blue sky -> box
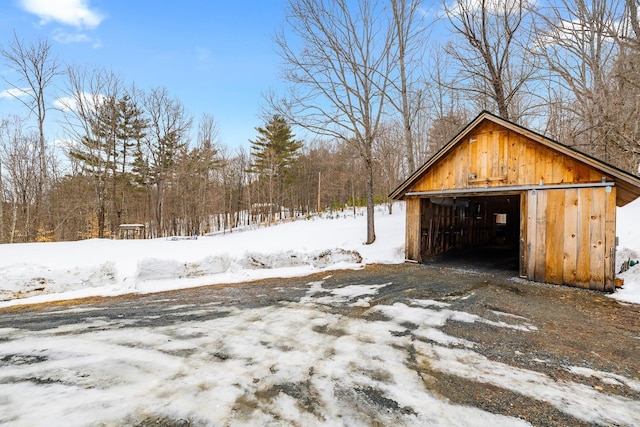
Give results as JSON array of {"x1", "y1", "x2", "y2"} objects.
[{"x1": 0, "y1": 0, "x2": 288, "y2": 148}]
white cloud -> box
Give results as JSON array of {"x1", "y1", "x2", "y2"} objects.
[
  {"x1": 19, "y1": 0, "x2": 104, "y2": 29},
  {"x1": 533, "y1": 18, "x2": 618, "y2": 53},
  {"x1": 51, "y1": 29, "x2": 102, "y2": 48},
  {"x1": 0, "y1": 87, "x2": 32, "y2": 99},
  {"x1": 53, "y1": 138, "x2": 75, "y2": 147},
  {"x1": 53, "y1": 96, "x2": 77, "y2": 112},
  {"x1": 54, "y1": 92, "x2": 106, "y2": 112},
  {"x1": 52, "y1": 29, "x2": 90, "y2": 44}
]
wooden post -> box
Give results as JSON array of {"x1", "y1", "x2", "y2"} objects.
[{"x1": 604, "y1": 186, "x2": 616, "y2": 292}]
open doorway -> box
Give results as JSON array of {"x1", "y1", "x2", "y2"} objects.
[{"x1": 419, "y1": 193, "x2": 521, "y2": 272}]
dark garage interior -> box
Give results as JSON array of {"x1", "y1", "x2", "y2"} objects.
[{"x1": 419, "y1": 193, "x2": 521, "y2": 271}]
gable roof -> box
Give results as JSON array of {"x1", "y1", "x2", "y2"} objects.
[{"x1": 390, "y1": 111, "x2": 640, "y2": 206}]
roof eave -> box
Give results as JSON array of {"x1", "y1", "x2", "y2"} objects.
[
  {"x1": 389, "y1": 111, "x2": 640, "y2": 206},
  {"x1": 389, "y1": 111, "x2": 493, "y2": 200}
]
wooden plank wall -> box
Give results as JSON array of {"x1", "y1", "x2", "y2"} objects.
[
  {"x1": 523, "y1": 187, "x2": 616, "y2": 291},
  {"x1": 402, "y1": 119, "x2": 621, "y2": 291},
  {"x1": 411, "y1": 122, "x2": 609, "y2": 193},
  {"x1": 605, "y1": 186, "x2": 617, "y2": 291},
  {"x1": 405, "y1": 198, "x2": 421, "y2": 261}
]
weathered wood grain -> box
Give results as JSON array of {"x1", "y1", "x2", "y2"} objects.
[
  {"x1": 604, "y1": 186, "x2": 617, "y2": 291},
  {"x1": 562, "y1": 188, "x2": 579, "y2": 286},
  {"x1": 400, "y1": 118, "x2": 626, "y2": 292},
  {"x1": 533, "y1": 190, "x2": 547, "y2": 282},
  {"x1": 589, "y1": 188, "x2": 606, "y2": 290},
  {"x1": 575, "y1": 189, "x2": 592, "y2": 288},
  {"x1": 545, "y1": 190, "x2": 565, "y2": 285}
]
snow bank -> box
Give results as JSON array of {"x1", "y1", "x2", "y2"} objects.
[
  {"x1": 614, "y1": 197, "x2": 640, "y2": 304},
  {"x1": 2, "y1": 196, "x2": 640, "y2": 308},
  {"x1": 0, "y1": 205, "x2": 405, "y2": 306}
]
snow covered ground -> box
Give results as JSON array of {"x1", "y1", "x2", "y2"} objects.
[
  {"x1": 2, "y1": 277, "x2": 639, "y2": 426},
  {"x1": 1, "y1": 199, "x2": 640, "y2": 307},
  {"x1": 1, "y1": 202, "x2": 640, "y2": 425},
  {"x1": 0, "y1": 206, "x2": 404, "y2": 307},
  {"x1": 614, "y1": 198, "x2": 640, "y2": 304}
]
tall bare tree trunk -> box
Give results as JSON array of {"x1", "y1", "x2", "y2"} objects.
[
  {"x1": 272, "y1": 0, "x2": 394, "y2": 244},
  {"x1": 390, "y1": 0, "x2": 425, "y2": 172},
  {"x1": 364, "y1": 147, "x2": 376, "y2": 244},
  {"x1": 0, "y1": 34, "x2": 61, "y2": 238},
  {"x1": 0, "y1": 162, "x2": 3, "y2": 243},
  {"x1": 444, "y1": 0, "x2": 536, "y2": 121}
]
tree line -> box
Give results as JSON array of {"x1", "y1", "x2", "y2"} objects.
[{"x1": 1, "y1": 0, "x2": 639, "y2": 244}]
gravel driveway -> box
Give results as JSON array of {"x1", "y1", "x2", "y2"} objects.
[{"x1": 0, "y1": 262, "x2": 638, "y2": 426}]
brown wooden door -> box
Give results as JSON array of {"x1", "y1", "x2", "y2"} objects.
[{"x1": 523, "y1": 186, "x2": 616, "y2": 291}]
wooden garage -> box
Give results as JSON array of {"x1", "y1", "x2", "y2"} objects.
[{"x1": 390, "y1": 111, "x2": 640, "y2": 292}]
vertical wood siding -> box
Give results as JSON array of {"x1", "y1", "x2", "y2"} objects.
[
  {"x1": 411, "y1": 122, "x2": 609, "y2": 192},
  {"x1": 405, "y1": 198, "x2": 421, "y2": 261},
  {"x1": 403, "y1": 120, "x2": 621, "y2": 291},
  {"x1": 522, "y1": 187, "x2": 616, "y2": 291},
  {"x1": 396, "y1": 118, "x2": 630, "y2": 292}
]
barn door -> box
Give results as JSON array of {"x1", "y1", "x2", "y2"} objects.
[{"x1": 523, "y1": 186, "x2": 616, "y2": 291}]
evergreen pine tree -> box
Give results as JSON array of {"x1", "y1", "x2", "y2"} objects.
[{"x1": 249, "y1": 115, "x2": 302, "y2": 222}]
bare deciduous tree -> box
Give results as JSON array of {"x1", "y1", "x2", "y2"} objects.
[
  {"x1": 0, "y1": 116, "x2": 41, "y2": 242},
  {"x1": 0, "y1": 117, "x2": 5, "y2": 243},
  {"x1": 271, "y1": 0, "x2": 395, "y2": 244},
  {"x1": 374, "y1": 123, "x2": 406, "y2": 213},
  {"x1": 423, "y1": 42, "x2": 470, "y2": 155},
  {"x1": 389, "y1": 0, "x2": 428, "y2": 172},
  {"x1": 533, "y1": 0, "x2": 623, "y2": 163},
  {"x1": 194, "y1": 113, "x2": 220, "y2": 231},
  {"x1": 0, "y1": 33, "x2": 61, "y2": 231},
  {"x1": 604, "y1": 0, "x2": 640, "y2": 170},
  {"x1": 139, "y1": 87, "x2": 192, "y2": 236},
  {"x1": 444, "y1": 0, "x2": 536, "y2": 120}
]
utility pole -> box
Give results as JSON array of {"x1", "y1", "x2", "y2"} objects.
[{"x1": 317, "y1": 171, "x2": 321, "y2": 213}]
